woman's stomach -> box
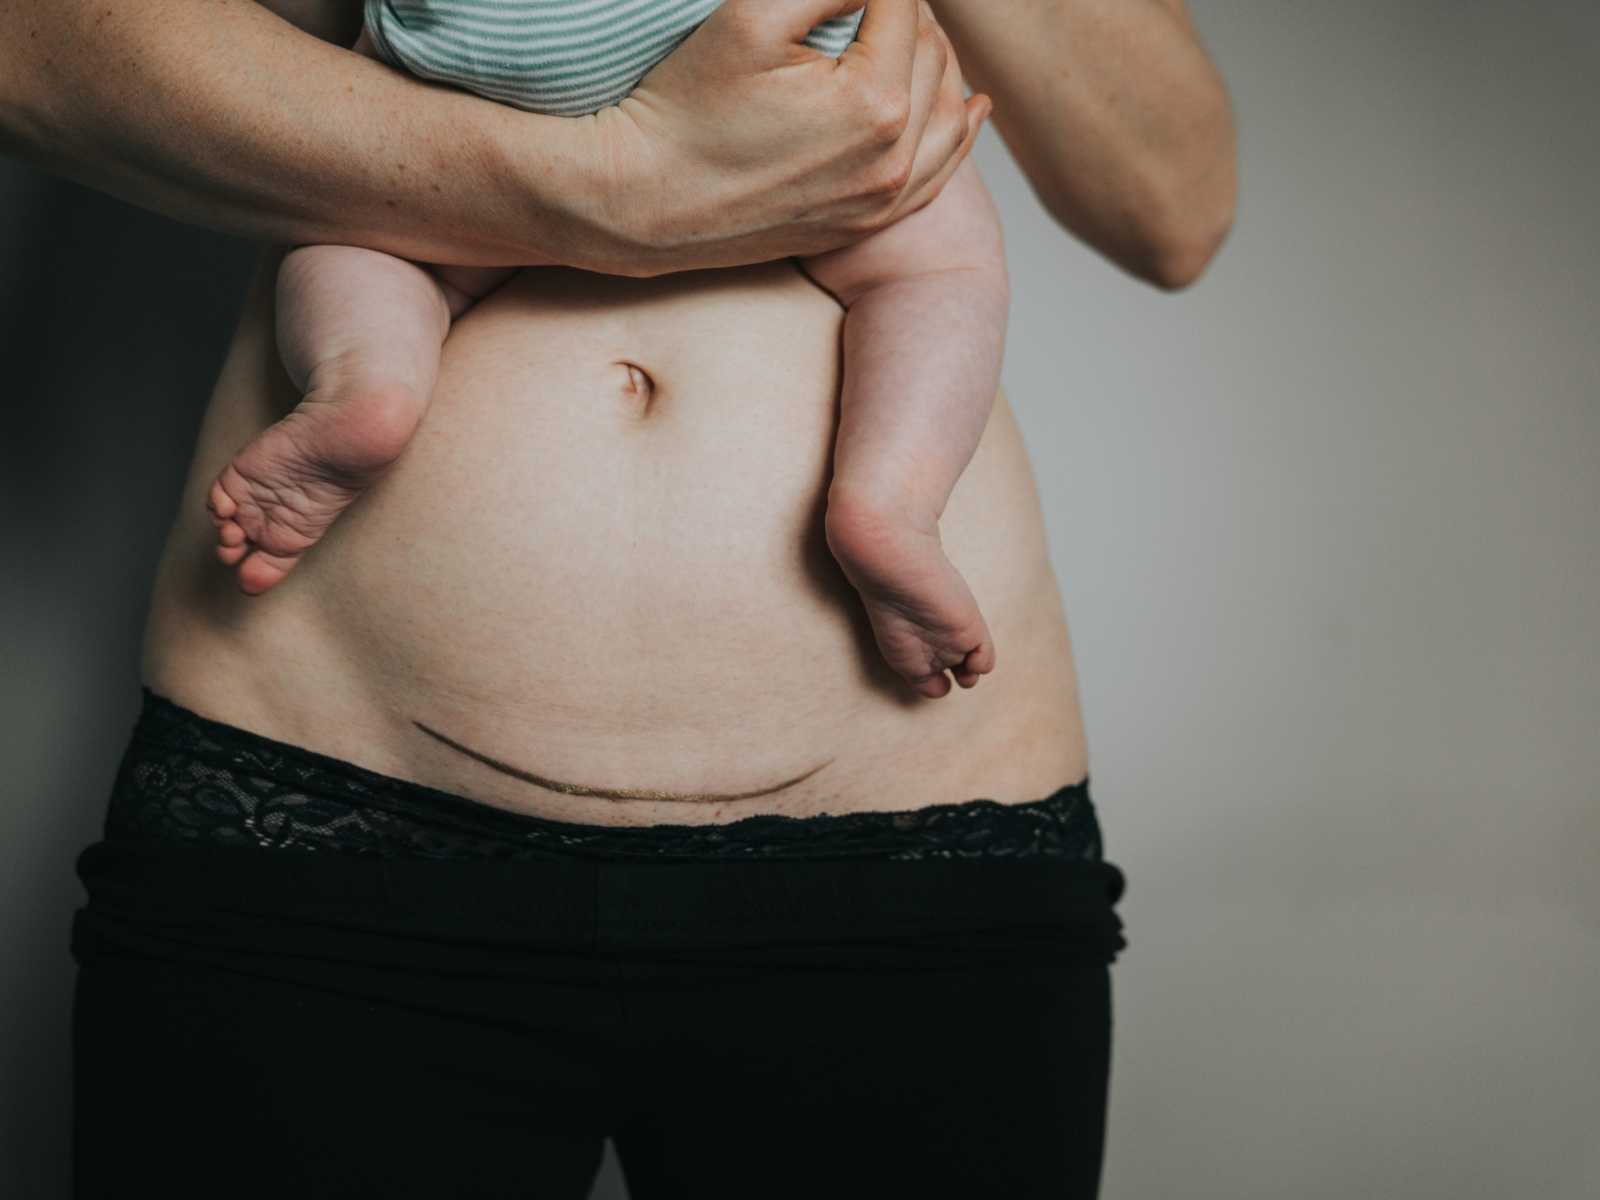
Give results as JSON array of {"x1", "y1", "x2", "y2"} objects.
[{"x1": 143, "y1": 255, "x2": 1089, "y2": 826}]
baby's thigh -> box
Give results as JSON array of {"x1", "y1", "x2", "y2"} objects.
[
  {"x1": 276, "y1": 245, "x2": 451, "y2": 372},
  {"x1": 802, "y1": 157, "x2": 1000, "y2": 296},
  {"x1": 431, "y1": 264, "x2": 520, "y2": 313}
]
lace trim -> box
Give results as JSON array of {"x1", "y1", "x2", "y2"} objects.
[{"x1": 103, "y1": 690, "x2": 1104, "y2": 862}]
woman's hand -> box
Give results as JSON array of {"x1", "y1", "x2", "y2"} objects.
[{"x1": 588, "y1": 0, "x2": 991, "y2": 276}]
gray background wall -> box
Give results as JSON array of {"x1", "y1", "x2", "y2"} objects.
[{"x1": 3, "y1": 3, "x2": 1596, "y2": 1196}]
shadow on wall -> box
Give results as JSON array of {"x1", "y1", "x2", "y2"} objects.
[
  {"x1": 1, "y1": 165, "x2": 246, "y2": 1198},
  {"x1": 0, "y1": 163, "x2": 635, "y2": 1200}
]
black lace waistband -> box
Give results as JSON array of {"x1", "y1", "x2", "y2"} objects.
[{"x1": 103, "y1": 689, "x2": 1106, "y2": 863}]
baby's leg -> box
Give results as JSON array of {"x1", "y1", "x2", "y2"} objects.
[
  {"x1": 799, "y1": 157, "x2": 1010, "y2": 698},
  {"x1": 208, "y1": 246, "x2": 458, "y2": 594},
  {"x1": 207, "y1": 20, "x2": 517, "y2": 594}
]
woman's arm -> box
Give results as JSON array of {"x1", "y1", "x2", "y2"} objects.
[
  {"x1": 0, "y1": 0, "x2": 983, "y2": 276},
  {"x1": 930, "y1": 0, "x2": 1236, "y2": 289}
]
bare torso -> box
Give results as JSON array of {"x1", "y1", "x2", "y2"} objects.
[{"x1": 144, "y1": 254, "x2": 1090, "y2": 826}]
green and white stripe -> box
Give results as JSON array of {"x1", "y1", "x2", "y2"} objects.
[{"x1": 365, "y1": 0, "x2": 865, "y2": 117}]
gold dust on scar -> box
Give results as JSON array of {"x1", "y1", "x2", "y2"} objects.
[{"x1": 412, "y1": 720, "x2": 832, "y2": 803}]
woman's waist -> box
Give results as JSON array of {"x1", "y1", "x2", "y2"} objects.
[
  {"x1": 142, "y1": 257, "x2": 1088, "y2": 824},
  {"x1": 144, "y1": 421, "x2": 1089, "y2": 822},
  {"x1": 142, "y1": 552, "x2": 1087, "y2": 826},
  {"x1": 80, "y1": 694, "x2": 1125, "y2": 968}
]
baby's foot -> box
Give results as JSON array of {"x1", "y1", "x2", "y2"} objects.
[
  {"x1": 824, "y1": 490, "x2": 997, "y2": 699},
  {"x1": 207, "y1": 381, "x2": 423, "y2": 594}
]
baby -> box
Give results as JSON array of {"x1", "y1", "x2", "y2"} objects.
[{"x1": 208, "y1": 0, "x2": 1010, "y2": 699}]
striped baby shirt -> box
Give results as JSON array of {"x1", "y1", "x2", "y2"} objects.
[{"x1": 364, "y1": 0, "x2": 866, "y2": 117}]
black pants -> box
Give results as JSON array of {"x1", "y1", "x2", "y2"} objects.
[{"x1": 71, "y1": 692, "x2": 1128, "y2": 1198}]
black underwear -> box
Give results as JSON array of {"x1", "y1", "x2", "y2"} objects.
[
  {"x1": 74, "y1": 690, "x2": 1129, "y2": 1197},
  {"x1": 105, "y1": 688, "x2": 1112, "y2": 865}
]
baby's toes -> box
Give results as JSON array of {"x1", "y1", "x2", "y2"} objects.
[
  {"x1": 953, "y1": 639, "x2": 997, "y2": 688},
  {"x1": 207, "y1": 477, "x2": 239, "y2": 522},
  {"x1": 215, "y1": 539, "x2": 249, "y2": 567},
  {"x1": 216, "y1": 516, "x2": 247, "y2": 546},
  {"x1": 236, "y1": 547, "x2": 301, "y2": 596},
  {"x1": 210, "y1": 501, "x2": 250, "y2": 564},
  {"x1": 910, "y1": 670, "x2": 955, "y2": 700}
]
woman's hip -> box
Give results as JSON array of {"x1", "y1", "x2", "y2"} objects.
[
  {"x1": 71, "y1": 690, "x2": 1127, "y2": 1195},
  {"x1": 75, "y1": 686, "x2": 1127, "y2": 981}
]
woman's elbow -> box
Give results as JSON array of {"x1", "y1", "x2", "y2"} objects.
[
  {"x1": 1036, "y1": 162, "x2": 1235, "y2": 292},
  {"x1": 1140, "y1": 66, "x2": 1240, "y2": 290},
  {"x1": 1041, "y1": 112, "x2": 1238, "y2": 291},
  {"x1": 1125, "y1": 136, "x2": 1238, "y2": 289},
  {"x1": 1145, "y1": 197, "x2": 1235, "y2": 291}
]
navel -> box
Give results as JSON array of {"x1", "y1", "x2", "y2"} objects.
[{"x1": 616, "y1": 360, "x2": 657, "y2": 415}]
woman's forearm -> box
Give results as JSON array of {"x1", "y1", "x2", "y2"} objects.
[
  {"x1": 0, "y1": 0, "x2": 986, "y2": 276},
  {"x1": 931, "y1": 0, "x2": 1237, "y2": 289},
  {"x1": 0, "y1": 0, "x2": 609, "y2": 267}
]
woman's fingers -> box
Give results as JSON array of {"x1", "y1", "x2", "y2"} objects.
[
  {"x1": 723, "y1": 0, "x2": 876, "y2": 60},
  {"x1": 892, "y1": 2, "x2": 950, "y2": 174},
  {"x1": 878, "y1": 9, "x2": 984, "y2": 227},
  {"x1": 892, "y1": 93, "x2": 990, "y2": 224},
  {"x1": 843, "y1": 0, "x2": 919, "y2": 98},
  {"x1": 608, "y1": 0, "x2": 979, "y2": 269}
]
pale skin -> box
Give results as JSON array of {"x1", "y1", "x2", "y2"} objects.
[{"x1": 207, "y1": 4, "x2": 1012, "y2": 700}]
